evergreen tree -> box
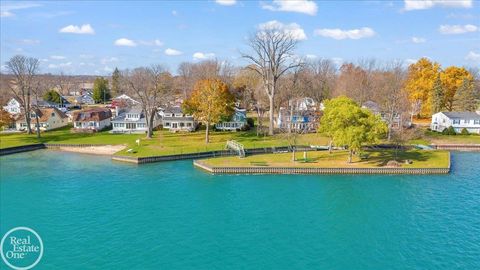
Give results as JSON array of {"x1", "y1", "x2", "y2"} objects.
[
  {"x1": 453, "y1": 78, "x2": 476, "y2": 111},
  {"x1": 432, "y1": 75, "x2": 444, "y2": 114},
  {"x1": 111, "y1": 67, "x2": 121, "y2": 96},
  {"x1": 43, "y1": 89, "x2": 62, "y2": 104},
  {"x1": 92, "y1": 77, "x2": 111, "y2": 103}
]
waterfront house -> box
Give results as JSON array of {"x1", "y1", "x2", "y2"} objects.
[
  {"x1": 73, "y1": 93, "x2": 95, "y2": 105},
  {"x1": 111, "y1": 106, "x2": 159, "y2": 133},
  {"x1": 15, "y1": 107, "x2": 68, "y2": 131},
  {"x1": 3, "y1": 98, "x2": 21, "y2": 115},
  {"x1": 362, "y1": 100, "x2": 406, "y2": 129},
  {"x1": 431, "y1": 112, "x2": 480, "y2": 134},
  {"x1": 159, "y1": 106, "x2": 197, "y2": 132},
  {"x1": 215, "y1": 108, "x2": 248, "y2": 131},
  {"x1": 72, "y1": 108, "x2": 112, "y2": 132},
  {"x1": 276, "y1": 97, "x2": 320, "y2": 132}
]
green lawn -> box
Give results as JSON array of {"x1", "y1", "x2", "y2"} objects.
[
  {"x1": 0, "y1": 125, "x2": 330, "y2": 157},
  {"x1": 0, "y1": 125, "x2": 143, "y2": 148},
  {"x1": 115, "y1": 129, "x2": 329, "y2": 157},
  {"x1": 200, "y1": 149, "x2": 450, "y2": 169},
  {"x1": 423, "y1": 131, "x2": 480, "y2": 144}
]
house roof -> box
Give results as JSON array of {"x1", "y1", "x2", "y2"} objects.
[
  {"x1": 164, "y1": 106, "x2": 183, "y2": 114},
  {"x1": 441, "y1": 112, "x2": 480, "y2": 120},
  {"x1": 163, "y1": 116, "x2": 195, "y2": 121},
  {"x1": 72, "y1": 108, "x2": 112, "y2": 122},
  {"x1": 16, "y1": 107, "x2": 67, "y2": 122}
]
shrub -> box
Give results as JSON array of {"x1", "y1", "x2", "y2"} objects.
[
  {"x1": 246, "y1": 117, "x2": 255, "y2": 128},
  {"x1": 460, "y1": 128, "x2": 469, "y2": 135},
  {"x1": 442, "y1": 126, "x2": 456, "y2": 135}
]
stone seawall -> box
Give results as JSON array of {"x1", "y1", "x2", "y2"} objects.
[
  {"x1": 432, "y1": 144, "x2": 480, "y2": 151},
  {"x1": 0, "y1": 144, "x2": 45, "y2": 156},
  {"x1": 193, "y1": 158, "x2": 451, "y2": 175}
]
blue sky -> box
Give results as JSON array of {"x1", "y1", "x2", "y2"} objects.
[{"x1": 1, "y1": 0, "x2": 479, "y2": 75}]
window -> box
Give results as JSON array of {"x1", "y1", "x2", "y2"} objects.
[
  {"x1": 180, "y1": 122, "x2": 185, "y2": 127},
  {"x1": 51, "y1": 112, "x2": 55, "y2": 117},
  {"x1": 164, "y1": 122, "x2": 170, "y2": 126},
  {"x1": 453, "y1": 119, "x2": 460, "y2": 125},
  {"x1": 187, "y1": 123, "x2": 191, "y2": 127},
  {"x1": 475, "y1": 120, "x2": 480, "y2": 125},
  {"x1": 463, "y1": 119, "x2": 469, "y2": 124}
]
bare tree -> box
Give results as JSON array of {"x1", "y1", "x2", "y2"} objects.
[
  {"x1": 242, "y1": 27, "x2": 302, "y2": 135},
  {"x1": 5, "y1": 55, "x2": 40, "y2": 134},
  {"x1": 122, "y1": 65, "x2": 174, "y2": 138},
  {"x1": 373, "y1": 63, "x2": 409, "y2": 141},
  {"x1": 178, "y1": 62, "x2": 193, "y2": 100},
  {"x1": 305, "y1": 59, "x2": 337, "y2": 105}
]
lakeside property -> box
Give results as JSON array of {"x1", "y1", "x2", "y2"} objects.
[{"x1": 197, "y1": 150, "x2": 450, "y2": 169}]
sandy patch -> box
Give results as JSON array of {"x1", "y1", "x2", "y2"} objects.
[{"x1": 56, "y1": 145, "x2": 126, "y2": 156}]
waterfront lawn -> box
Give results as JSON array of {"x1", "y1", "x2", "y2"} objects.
[
  {"x1": 115, "y1": 129, "x2": 330, "y2": 157},
  {"x1": 0, "y1": 126, "x2": 330, "y2": 157},
  {"x1": 200, "y1": 150, "x2": 450, "y2": 169},
  {"x1": 423, "y1": 131, "x2": 480, "y2": 144},
  {"x1": 0, "y1": 125, "x2": 143, "y2": 148}
]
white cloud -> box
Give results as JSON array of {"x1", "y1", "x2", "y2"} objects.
[
  {"x1": 101, "y1": 57, "x2": 119, "y2": 64},
  {"x1": 79, "y1": 54, "x2": 94, "y2": 59},
  {"x1": 104, "y1": 66, "x2": 113, "y2": 72},
  {"x1": 215, "y1": 0, "x2": 237, "y2": 6},
  {"x1": 1, "y1": 11, "x2": 14, "y2": 17},
  {"x1": 411, "y1": 36, "x2": 426, "y2": 43},
  {"x1": 138, "y1": 39, "x2": 164, "y2": 46},
  {"x1": 465, "y1": 51, "x2": 480, "y2": 62},
  {"x1": 172, "y1": 10, "x2": 178, "y2": 16},
  {"x1": 193, "y1": 52, "x2": 215, "y2": 60},
  {"x1": 0, "y1": 2, "x2": 41, "y2": 17},
  {"x1": 258, "y1": 20, "x2": 307, "y2": 40},
  {"x1": 50, "y1": 55, "x2": 66, "y2": 60},
  {"x1": 331, "y1": 57, "x2": 344, "y2": 66},
  {"x1": 314, "y1": 27, "x2": 375, "y2": 40},
  {"x1": 405, "y1": 58, "x2": 418, "y2": 65},
  {"x1": 261, "y1": 0, "x2": 317, "y2": 16},
  {"x1": 439, "y1": 24, "x2": 478, "y2": 34},
  {"x1": 165, "y1": 48, "x2": 183, "y2": 56},
  {"x1": 306, "y1": 54, "x2": 317, "y2": 59},
  {"x1": 404, "y1": 0, "x2": 473, "y2": 11},
  {"x1": 59, "y1": 24, "x2": 95, "y2": 34},
  {"x1": 48, "y1": 62, "x2": 72, "y2": 69},
  {"x1": 114, "y1": 38, "x2": 137, "y2": 47}
]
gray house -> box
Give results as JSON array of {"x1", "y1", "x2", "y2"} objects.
[
  {"x1": 111, "y1": 107, "x2": 160, "y2": 133},
  {"x1": 159, "y1": 106, "x2": 197, "y2": 132}
]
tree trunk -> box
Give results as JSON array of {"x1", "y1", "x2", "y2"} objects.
[
  {"x1": 288, "y1": 100, "x2": 293, "y2": 134},
  {"x1": 35, "y1": 114, "x2": 41, "y2": 139},
  {"x1": 256, "y1": 107, "x2": 261, "y2": 137},
  {"x1": 146, "y1": 110, "x2": 155, "y2": 139},
  {"x1": 268, "y1": 95, "x2": 274, "y2": 136},
  {"x1": 24, "y1": 113, "x2": 32, "y2": 134},
  {"x1": 328, "y1": 139, "x2": 333, "y2": 154},
  {"x1": 348, "y1": 149, "x2": 353, "y2": 163},
  {"x1": 292, "y1": 147, "x2": 296, "y2": 162},
  {"x1": 205, "y1": 121, "x2": 210, "y2": 143}
]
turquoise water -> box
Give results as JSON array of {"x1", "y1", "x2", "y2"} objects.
[{"x1": 1, "y1": 151, "x2": 479, "y2": 269}]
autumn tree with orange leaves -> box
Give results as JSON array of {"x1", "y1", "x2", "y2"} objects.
[{"x1": 183, "y1": 79, "x2": 235, "y2": 143}]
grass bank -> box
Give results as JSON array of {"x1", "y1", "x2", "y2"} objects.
[
  {"x1": 200, "y1": 150, "x2": 450, "y2": 169},
  {"x1": 0, "y1": 126, "x2": 330, "y2": 157}
]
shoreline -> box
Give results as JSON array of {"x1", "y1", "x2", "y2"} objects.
[{"x1": 51, "y1": 145, "x2": 126, "y2": 156}]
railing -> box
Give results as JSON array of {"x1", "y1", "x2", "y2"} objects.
[{"x1": 226, "y1": 140, "x2": 245, "y2": 157}]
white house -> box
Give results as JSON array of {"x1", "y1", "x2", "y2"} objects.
[
  {"x1": 15, "y1": 108, "x2": 68, "y2": 131},
  {"x1": 276, "y1": 97, "x2": 320, "y2": 132},
  {"x1": 431, "y1": 112, "x2": 480, "y2": 134},
  {"x1": 111, "y1": 107, "x2": 159, "y2": 133},
  {"x1": 73, "y1": 108, "x2": 112, "y2": 132},
  {"x1": 160, "y1": 106, "x2": 197, "y2": 132},
  {"x1": 3, "y1": 98, "x2": 21, "y2": 115},
  {"x1": 216, "y1": 108, "x2": 248, "y2": 131}
]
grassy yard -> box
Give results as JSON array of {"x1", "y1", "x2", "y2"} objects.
[
  {"x1": 200, "y1": 149, "x2": 450, "y2": 169},
  {"x1": 0, "y1": 125, "x2": 143, "y2": 148},
  {"x1": 423, "y1": 131, "x2": 480, "y2": 144},
  {"x1": 115, "y1": 129, "x2": 329, "y2": 157},
  {"x1": 0, "y1": 126, "x2": 330, "y2": 157}
]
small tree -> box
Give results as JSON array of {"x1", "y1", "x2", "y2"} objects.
[
  {"x1": 92, "y1": 77, "x2": 110, "y2": 103},
  {"x1": 442, "y1": 126, "x2": 456, "y2": 135},
  {"x1": 319, "y1": 96, "x2": 387, "y2": 163},
  {"x1": 111, "y1": 68, "x2": 121, "y2": 96},
  {"x1": 460, "y1": 128, "x2": 469, "y2": 135},
  {"x1": 183, "y1": 79, "x2": 235, "y2": 143},
  {"x1": 0, "y1": 109, "x2": 14, "y2": 130},
  {"x1": 43, "y1": 89, "x2": 62, "y2": 104}
]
